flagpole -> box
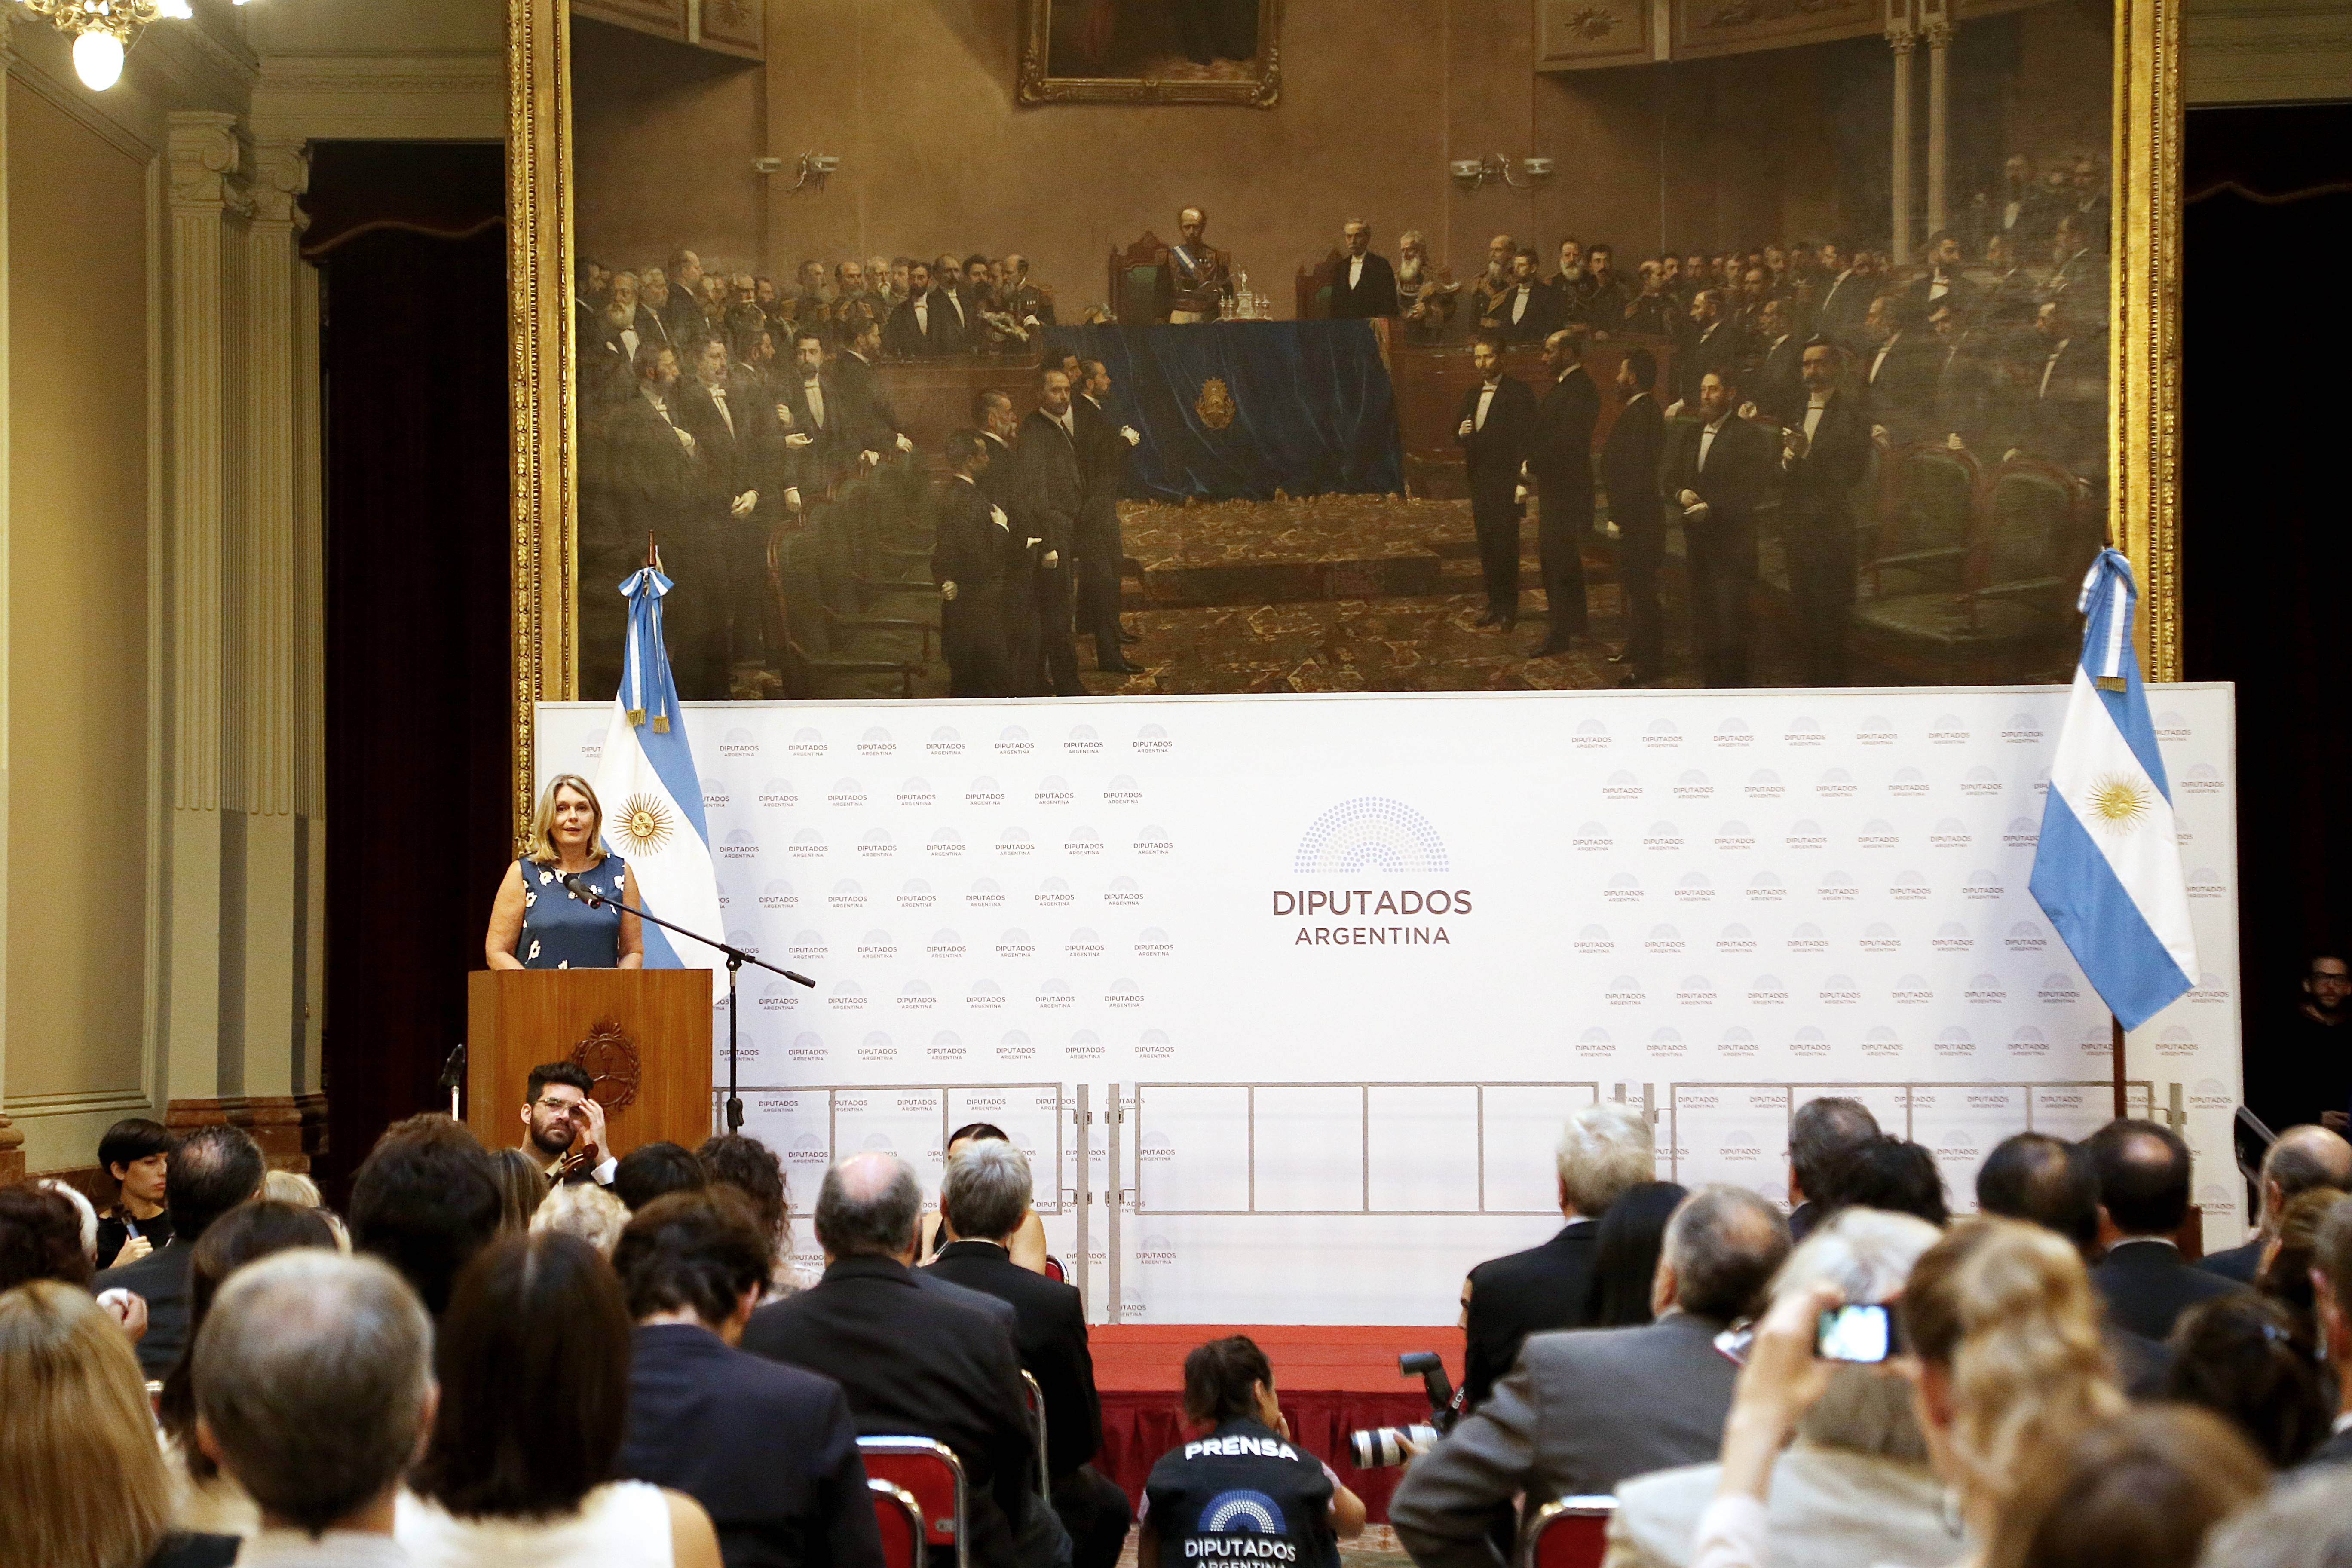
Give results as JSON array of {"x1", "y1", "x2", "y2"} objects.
[{"x1": 2111, "y1": 1015, "x2": 2128, "y2": 1121}]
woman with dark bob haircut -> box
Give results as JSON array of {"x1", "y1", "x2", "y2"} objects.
[
  {"x1": 395, "y1": 1231, "x2": 721, "y2": 1568},
  {"x1": 1138, "y1": 1335, "x2": 1364, "y2": 1568}
]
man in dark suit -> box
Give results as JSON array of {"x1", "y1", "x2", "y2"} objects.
[
  {"x1": 92, "y1": 1123, "x2": 264, "y2": 1377},
  {"x1": 1460, "y1": 1100, "x2": 1656, "y2": 1408},
  {"x1": 1749, "y1": 300, "x2": 1807, "y2": 427},
  {"x1": 2086, "y1": 1118, "x2": 2246, "y2": 1341},
  {"x1": 664, "y1": 249, "x2": 710, "y2": 347},
  {"x1": 1018, "y1": 369, "x2": 1088, "y2": 696},
  {"x1": 1786, "y1": 1096, "x2": 1881, "y2": 1241},
  {"x1": 974, "y1": 391, "x2": 1044, "y2": 695},
  {"x1": 1811, "y1": 242, "x2": 1878, "y2": 351},
  {"x1": 1397, "y1": 1188, "x2": 1792, "y2": 1568},
  {"x1": 775, "y1": 329, "x2": 847, "y2": 498},
  {"x1": 1073, "y1": 361, "x2": 1142, "y2": 673},
  {"x1": 1658, "y1": 368, "x2": 1774, "y2": 687},
  {"x1": 2202, "y1": 1125, "x2": 2352, "y2": 1284},
  {"x1": 834, "y1": 318, "x2": 914, "y2": 466},
  {"x1": 930, "y1": 1139, "x2": 1129, "y2": 1568},
  {"x1": 2301, "y1": 1197, "x2": 2352, "y2": 1468},
  {"x1": 2024, "y1": 300, "x2": 2105, "y2": 477},
  {"x1": 1454, "y1": 337, "x2": 1536, "y2": 630},
  {"x1": 1002, "y1": 254, "x2": 1057, "y2": 330},
  {"x1": 1858, "y1": 294, "x2": 1936, "y2": 442},
  {"x1": 883, "y1": 262, "x2": 966, "y2": 358},
  {"x1": 1601, "y1": 349, "x2": 1667, "y2": 686},
  {"x1": 1329, "y1": 220, "x2": 1400, "y2": 318},
  {"x1": 933, "y1": 429, "x2": 1015, "y2": 698},
  {"x1": 743, "y1": 1152, "x2": 1061, "y2": 1568},
  {"x1": 676, "y1": 336, "x2": 772, "y2": 673},
  {"x1": 1524, "y1": 326, "x2": 1600, "y2": 656},
  {"x1": 616, "y1": 1190, "x2": 882, "y2": 1568},
  {"x1": 1486, "y1": 250, "x2": 1562, "y2": 347},
  {"x1": 1778, "y1": 339, "x2": 1872, "y2": 686},
  {"x1": 1904, "y1": 230, "x2": 1981, "y2": 322},
  {"x1": 1675, "y1": 290, "x2": 1744, "y2": 407}
]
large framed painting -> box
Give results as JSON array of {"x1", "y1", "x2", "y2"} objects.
[{"x1": 505, "y1": 0, "x2": 2179, "y2": 833}]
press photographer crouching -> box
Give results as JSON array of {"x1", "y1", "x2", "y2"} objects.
[{"x1": 1141, "y1": 1336, "x2": 1366, "y2": 1568}]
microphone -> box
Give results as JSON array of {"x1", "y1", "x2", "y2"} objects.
[{"x1": 563, "y1": 873, "x2": 816, "y2": 987}]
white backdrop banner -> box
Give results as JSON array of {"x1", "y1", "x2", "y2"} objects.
[{"x1": 536, "y1": 683, "x2": 2242, "y2": 1325}]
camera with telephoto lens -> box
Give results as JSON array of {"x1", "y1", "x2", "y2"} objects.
[{"x1": 1346, "y1": 1352, "x2": 1461, "y2": 1469}]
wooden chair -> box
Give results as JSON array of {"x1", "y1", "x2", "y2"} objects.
[
  {"x1": 1296, "y1": 250, "x2": 1342, "y2": 320},
  {"x1": 1109, "y1": 232, "x2": 1170, "y2": 325},
  {"x1": 869, "y1": 1479, "x2": 927, "y2": 1568},
  {"x1": 1020, "y1": 1369, "x2": 1050, "y2": 1502},
  {"x1": 1860, "y1": 440, "x2": 1981, "y2": 599},
  {"x1": 771, "y1": 530, "x2": 920, "y2": 699},
  {"x1": 860, "y1": 1436, "x2": 968, "y2": 1568},
  {"x1": 1520, "y1": 1496, "x2": 1617, "y2": 1568}
]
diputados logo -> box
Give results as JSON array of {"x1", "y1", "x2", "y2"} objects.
[{"x1": 1276, "y1": 797, "x2": 1467, "y2": 946}]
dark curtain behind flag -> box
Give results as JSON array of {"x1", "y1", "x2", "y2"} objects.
[{"x1": 1044, "y1": 321, "x2": 1403, "y2": 502}]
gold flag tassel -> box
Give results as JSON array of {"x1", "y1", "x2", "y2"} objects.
[
  {"x1": 626, "y1": 707, "x2": 647, "y2": 727},
  {"x1": 652, "y1": 714, "x2": 670, "y2": 733}
]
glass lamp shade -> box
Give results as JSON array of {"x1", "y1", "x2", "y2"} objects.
[{"x1": 72, "y1": 31, "x2": 126, "y2": 91}]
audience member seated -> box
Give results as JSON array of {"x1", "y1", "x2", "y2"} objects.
[
  {"x1": 741, "y1": 1151, "x2": 1061, "y2": 1568},
  {"x1": 0, "y1": 1280, "x2": 239, "y2": 1568},
  {"x1": 930, "y1": 1138, "x2": 1130, "y2": 1568},
  {"x1": 2162, "y1": 1292, "x2": 2332, "y2": 1467},
  {"x1": 1392, "y1": 1185, "x2": 1790, "y2": 1568},
  {"x1": 919, "y1": 1121, "x2": 1050, "y2": 1270},
  {"x1": 1975, "y1": 1130, "x2": 2171, "y2": 1393},
  {"x1": 2257, "y1": 1185, "x2": 2340, "y2": 1341},
  {"x1": 1139, "y1": 1336, "x2": 1365, "y2": 1568},
  {"x1": 613, "y1": 1188, "x2": 881, "y2": 1568},
  {"x1": 1686, "y1": 1217, "x2": 2121, "y2": 1568},
  {"x1": 2199, "y1": 1464, "x2": 2352, "y2": 1566},
  {"x1": 2297, "y1": 1195, "x2": 2352, "y2": 1468},
  {"x1": 2086, "y1": 1118, "x2": 2243, "y2": 1341},
  {"x1": 1987, "y1": 1406, "x2": 2267, "y2": 1568},
  {"x1": 0, "y1": 1179, "x2": 95, "y2": 1291},
  {"x1": 1460, "y1": 1100, "x2": 1656, "y2": 1407},
  {"x1": 43, "y1": 1177, "x2": 102, "y2": 1267},
  {"x1": 398, "y1": 1230, "x2": 722, "y2": 1568},
  {"x1": 488, "y1": 1147, "x2": 553, "y2": 1234},
  {"x1": 159, "y1": 1200, "x2": 341, "y2": 1537},
  {"x1": 533, "y1": 1177, "x2": 631, "y2": 1257},
  {"x1": 1785, "y1": 1097, "x2": 1880, "y2": 1241},
  {"x1": 93, "y1": 1122, "x2": 266, "y2": 1378},
  {"x1": 697, "y1": 1133, "x2": 798, "y2": 1296},
  {"x1": 1605, "y1": 1207, "x2": 1956, "y2": 1568},
  {"x1": 1584, "y1": 1180, "x2": 1687, "y2": 1327},
  {"x1": 190, "y1": 1251, "x2": 435, "y2": 1566},
  {"x1": 1818, "y1": 1137, "x2": 1951, "y2": 1227},
  {"x1": 2201, "y1": 1124, "x2": 2352, "y2": 1283},
  {"x1": 348, "y1": 1113, "x2": 503, "y2": 1321},
  {"x1": 616, "y1": 1141, "x2": 710, "y2": 1213},
  {"x1": 95, "y1": 1116, "x2": 174, "y2": 1268}
]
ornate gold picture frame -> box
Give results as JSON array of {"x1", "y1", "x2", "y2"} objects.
[
  {"x1": 503, "y1": 0, "x2": 2180, "y2": 837},
  {"x1": 1017, "y1": 0, "x2": 1283, "y2": 106}
]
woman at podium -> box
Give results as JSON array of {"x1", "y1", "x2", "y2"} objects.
[{"x1": 484, "y1": 775, "x2": 643, "y2": 971}]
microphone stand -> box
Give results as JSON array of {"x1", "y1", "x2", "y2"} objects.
[{"x1": 564, "y1": 875, "x2": 814, "y2": 1134}]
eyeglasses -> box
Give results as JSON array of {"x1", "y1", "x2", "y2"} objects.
[{"x1": 533, "y1": 1097, "x2": 583, "y2": 1112}]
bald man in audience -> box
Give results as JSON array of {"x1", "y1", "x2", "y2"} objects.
[{"x1": 2202, "y1": 1124, "x2": 2352, "y2": 1283}]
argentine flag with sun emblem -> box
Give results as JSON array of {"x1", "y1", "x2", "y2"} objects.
[
  {"x1": 591, "y1": 565, "x2": 727, "y2": 1000},
  {"x1": 2028, "y1": 548, "x2": 2196, "y2": 1029}
]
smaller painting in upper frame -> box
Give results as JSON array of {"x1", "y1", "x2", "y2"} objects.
[{"x1": 1019, "y1": 0, "x2": 1282, "y2": 106}]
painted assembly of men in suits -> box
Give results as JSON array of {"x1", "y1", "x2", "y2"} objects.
[
  {"x1": 1329, "y1": 219, "x2": 1400, "y2": 318},
  {"x1": 1074, "y1": 360, "x2": 1144, "y2": 674},
  {"x1": 1454, "y1": 337, "x2": 1537, "y2": 629},
  {"x1": 1749, "y1": 300, "x2": 1807, "y2": 428},
  {"x1": 933, "y1": 429, "x2": 1015, "y2": 698},
  {"x1": 1859, "y1": 294, "x2": 1936, "y2": 444},
  {"x1": 1524, "y1": 326, "x2": 1600, "y2": 656},
  {"x1": 1659, "y1": 369, "x2": 1774, "y2": 688},
  {"x1": 974, "y1": 391, "x2": 1044, "y2": 695},
  {"x1": 1017, "y1": 370, "x2": 1089, "y2": 696},
  {"x1": 1602, "y1": 350, "x2": 1668, "y2": 686},
  {"x1": 1676, "y1": 290, "x2": 1746, "y2": 407},
  {"x1": 775, "y1": 330, "x2": 839, "y2": 496},
  {"x1": 1485, "y1": 249, "x2": 1563, "y2": 347},
  {"x1": 599, "y1": 344, "x2": 719, "y2": 695},
  {"x1": 1779, "y1": 340, "x2": 1872, "y2": 687},
  {"x1": 674, "y1": 335, "x2": 779, "y2": 674},
  {"x1": 883, "y1": 261, "x2": 968, "y2": 358}
]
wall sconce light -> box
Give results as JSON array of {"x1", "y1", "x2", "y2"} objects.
[
  {"x1": 1451, "y1": 154, "x2": 1557, "y2": 193},
  {"x1": 754, "y1": 152, "x2": 841, "y2": 194}
]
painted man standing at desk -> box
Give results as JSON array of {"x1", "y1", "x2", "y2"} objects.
[{"x1": 1164, "y1": 207, "x2": 1233, "y2": 323}]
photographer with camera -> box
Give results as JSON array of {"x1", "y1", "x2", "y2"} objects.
[
  {"x1": 1139, "y1": 1335, "x2": 1364, "y2": 1568},
  {"x1": 1606, "y1": 1207, "x2": 1954, "y2": 1568}
]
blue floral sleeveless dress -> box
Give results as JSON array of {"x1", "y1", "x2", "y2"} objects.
[{"x1": 515, "y1": 854, "x2": 631, "y2": 969}]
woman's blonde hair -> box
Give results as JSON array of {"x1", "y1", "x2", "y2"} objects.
[
  {"x1": 0, "y1": 1280, "x2": 174, "y2": 1568},
  {"x1": 526, "y1": 774, "x2": 608, "y2": 867},
  {"x1": 530, "y1": 1179, "x2": 629, "y2": 1256},
  {"x1": 261, "y1": 1168, "x2": 322, "y2": 1207},
  {"x1": 1899, "y1": 1216, "x2": 2124, "y2": 1508}
]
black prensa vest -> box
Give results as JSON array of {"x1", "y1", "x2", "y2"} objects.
[{"x1": 1144, "y1": 1417, "x2": 1339, "y2": 1568}]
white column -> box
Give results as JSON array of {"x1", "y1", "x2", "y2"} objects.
[
  {"x1": 1888, "y1": 22, "x2": 1917, "y2": 265},
  {"x1": 1924, "y1": 19, "x2": 1956, "y2": 240}
]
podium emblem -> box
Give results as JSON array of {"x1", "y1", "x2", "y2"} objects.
[
  {"x1": 1195, "y1": 377, "x2": 1237, "y2": 430},
  {"x1": 570, "y1": 1020, "x2": 643, "y2": 1110}
]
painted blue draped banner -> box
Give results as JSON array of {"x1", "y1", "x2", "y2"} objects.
[{"x1": 1043, "y1": 321, "x2": 1403, "y2": 502}]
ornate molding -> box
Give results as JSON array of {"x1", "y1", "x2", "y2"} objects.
[
  {"x1": 165, "y1": 111, "x2": 252, "y2": 219},
  {"x1": 248, "y1": 142, "x2": 312, "y2": 230},
  {"x1": 2113, "y1": 0, "x2": 2183, "y2": 678}
]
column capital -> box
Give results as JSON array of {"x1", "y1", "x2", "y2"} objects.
[
  {"x1": 167, "y1": 111, "x2": 254, "y2": 220},
  {"x1": 250, "y1": 142, "x2": 312, "y2": 230},
  {"x1": 1885, "y1": 25, "x2": 1917, "y2": 51},
  {"x1": 1920, "y1": 19, "x2": 1956, "y2": 46}
]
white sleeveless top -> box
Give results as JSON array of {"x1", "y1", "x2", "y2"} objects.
[{"x1": 395, "y1": 1481, "x2": 674, "y2": 1568}]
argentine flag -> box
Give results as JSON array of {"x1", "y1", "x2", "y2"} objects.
[
  {"x1": 591, "y1": 566, "x2": 727, "y2": 1000},
  {"x1": 2028, "y1": 548, "x2": 2195, "y2": 1029}
]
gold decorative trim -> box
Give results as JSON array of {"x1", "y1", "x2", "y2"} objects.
[
  {"x1": 1017, "y1": 0, "x2": 1281, "y2": 107},
  {"x1": 2112, "y1": 0, "x2": 2182, "y2": 680}
]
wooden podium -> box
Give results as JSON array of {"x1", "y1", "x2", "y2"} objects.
[{"x1": 465, "y1": 970, "x2": 713, "y2": 1159}]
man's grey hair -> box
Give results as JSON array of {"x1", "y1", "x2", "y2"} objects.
[
  {"x1": 1788, "y1": 1096, "x2": 1882, "y2": 1200},
  {"x1": 2267, "y1": 1126, "x2": 2352, "y2": 1213},
  {"x1": 943, "y1": 1138, "x2": 1032, "y2": 1245},
  {"x1": 1400, "y1": 230, "x2": 1427, "y2": 249},
  {"x1": 815, "y1": 1152, "x2": 923, "y2": 1258},
  {"x1": 1772, "y1": 1207, "x2": 1940, "y2": 1462},
  {"x1": 193, "y1": 1250, "x2": 434, "y2": 1538},
  {"x1": 2198, "y1": 1465, "x2": 2352, "y2": 1568},
  {"x1": 1556, "y1": 1101, "x2": 1657, "y2": 1216},
  {"x1": 1663, "y1": 1185, "x2": 1791, "y2": 1323}
]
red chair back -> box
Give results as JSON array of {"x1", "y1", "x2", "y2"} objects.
[
  {"x1": 859, "y1": 1436, "x2": 967, "y2": 1568},
  {"x1": 1044, "y1": 1255, "x2": 1067, "y2": 1283},
  {"x1": 1522, "y1": 1496, "x2": 1617, "y2": 1568},
  {"x1": 869, "y1": 1480, "x2": 925, "y2": 1568},
  {"x1": 1019, "y1": 1369, "x2": 1050, "y2": 1500}
]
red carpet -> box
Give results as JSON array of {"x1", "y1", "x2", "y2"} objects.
[{"x1": 1093, "y1": 1326, "x2": 1464, "y2": 1523}]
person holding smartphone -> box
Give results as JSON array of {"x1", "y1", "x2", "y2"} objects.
[{"x1": 1608, "y1": 1207, "x2": 1955, "y2": 1568}]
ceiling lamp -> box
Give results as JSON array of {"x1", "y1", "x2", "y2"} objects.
[{"x1": 12, "y1": 0, "x2": 202, "y2": 91}]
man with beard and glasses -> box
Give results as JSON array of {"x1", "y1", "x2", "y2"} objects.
[{"x1": 521, "y1": 1060, "x2": 617, "y2": 1187}]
